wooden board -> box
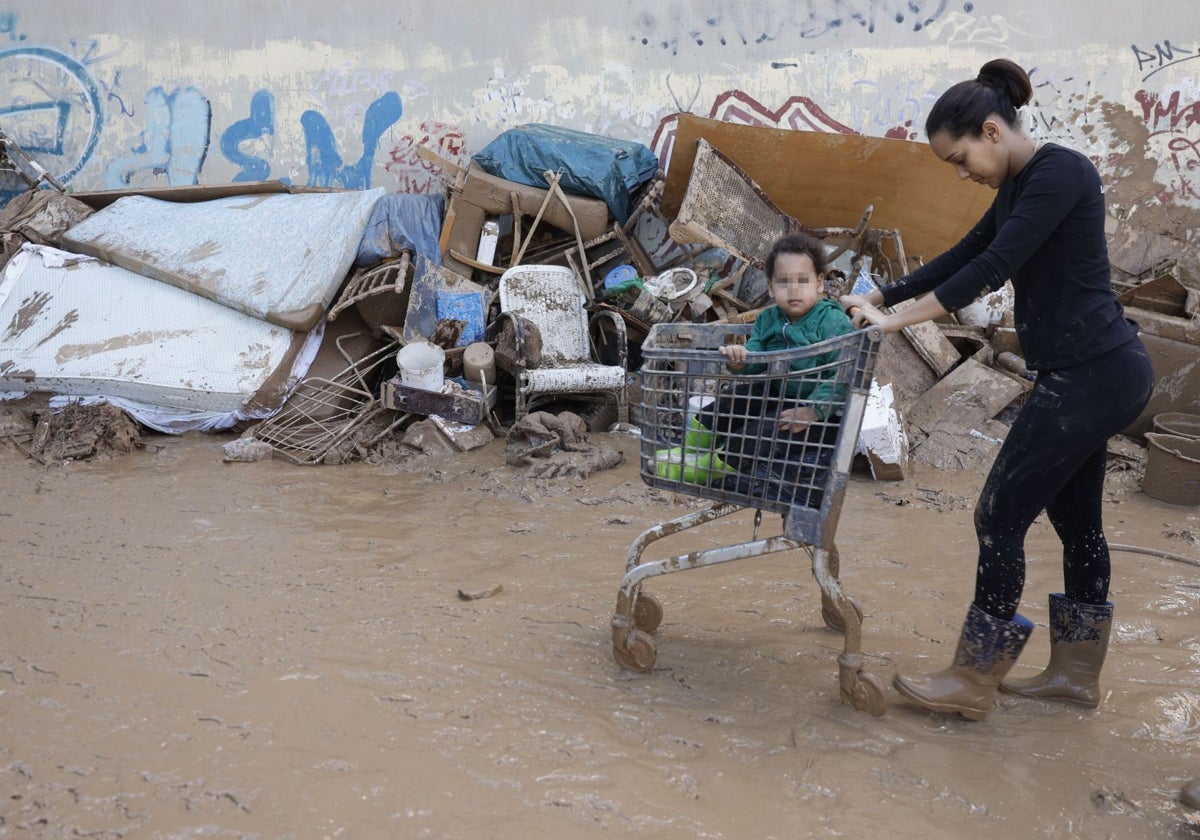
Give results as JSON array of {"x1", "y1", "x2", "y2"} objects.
[
  {"x1": 663, "y1": 114, "x2": 995, "y2": 265},
  {"x1": 905, "y1": 357, "x2": 1027, "y2": 438}
]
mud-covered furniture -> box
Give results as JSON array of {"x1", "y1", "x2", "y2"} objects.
[{"x1": 494, "y1": 264, "x2": 628, "y2": 424}]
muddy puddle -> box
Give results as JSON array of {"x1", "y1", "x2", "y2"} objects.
[{"x1": 2, "y1": 430, "x2": 1199, "y2": 838}]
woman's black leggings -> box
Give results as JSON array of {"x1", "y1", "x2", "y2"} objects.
[{"x1": 973, "y1": 338, "x2": 1154, "y2": 620}]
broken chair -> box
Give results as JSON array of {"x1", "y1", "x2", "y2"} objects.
[{"x1": 494, "y1": 264, "x2": 629, "y2": 425}]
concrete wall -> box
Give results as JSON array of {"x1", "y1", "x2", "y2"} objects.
[{"x1": 3, "y1": 2, "x2": 1199, "y2": 265}]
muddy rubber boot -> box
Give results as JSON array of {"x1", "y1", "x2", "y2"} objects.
[
  {"x1": 892, "y1": 604, "x2": 1034, "y2": 721},
  {"x1": 1000, "y1": 593, "x2": 1112, "y2": 708},
  {"x1": 1181, "y1": 779, "x2": 1200, "y2": 810}
]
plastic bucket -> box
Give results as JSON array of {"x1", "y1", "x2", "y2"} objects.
[
  {"x1": 396, "y1": 342, "x2": 445, "y2": 392},
  {"x1": 1143, "y1": 432, "x2": 1200, "y2": 506},
  {"x1": 462, "y1": 341, "x2": 495, "y2": 386},
  {"x1": 1152, "y1": 412, "x2": 1200, "y2": 440},
  {"x1": 604, "y1": 263, "x2": 638, "y2": 290}
]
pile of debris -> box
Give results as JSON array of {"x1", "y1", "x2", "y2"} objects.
[{"x1": 0, "y1": 119, "x2": 1195, "y2": 484}]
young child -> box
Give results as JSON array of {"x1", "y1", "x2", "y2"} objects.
[{"x1": 701, "y1": 232, "x2": 854, "y2": 486}]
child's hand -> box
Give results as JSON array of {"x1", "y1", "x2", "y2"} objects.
[
  {"x1": 719, "y1": 344, "x2": 748, "y2": 367},
  {"x1": 778, "y1": 406, "x2": 816, "y2": 433}
]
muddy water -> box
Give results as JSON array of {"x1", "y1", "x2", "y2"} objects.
[{"x1": 2, "y1": 432, "x2": 1199, "y2": 838}]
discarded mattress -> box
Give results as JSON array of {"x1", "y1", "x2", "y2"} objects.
[
  {"x1": 0, "y1": 245, "x2": 309, "y2": 417},
  {"x1": 60, "y1": 188, "x2": 384, "y2": 331}
]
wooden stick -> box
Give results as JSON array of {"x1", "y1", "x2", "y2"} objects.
[{"x1": 415, "y1": 144, "x2": 465, "y2": 179}]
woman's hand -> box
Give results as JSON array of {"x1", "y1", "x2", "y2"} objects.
[
  {"x1": 839, "y1": 294, "x2": 892, "y2": 331},
  {"x1": 719, "y1": 344, "x2": 748, "y2": 368},
  {"x1": 778, "y1": 406, "x2": 816, "y2": 433},
  {"x1": 841, "y1": 290, "x2": 948, "y2": 334}
]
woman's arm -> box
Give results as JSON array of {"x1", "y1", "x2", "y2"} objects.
[
  {"x1": 841, "y1": 290, "x2": 948, "y2": 334},
  {"x1": 882, "y1": 204, "x2": 997, "y2": 307}
]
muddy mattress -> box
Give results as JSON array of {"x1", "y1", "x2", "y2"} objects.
[
  {"x1": 60, "y1": 188, "x2": 384, "y2": 331},
  {"x1": 0, "y1": 245, "x2": 304, "y2": 413}
]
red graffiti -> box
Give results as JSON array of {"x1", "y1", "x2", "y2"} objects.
[
  {"x1": 384, "y1": 121, "x2": 467, "y2": 194},
  {"x1": 650, "y1": 89, "x2": 860, "y2": 172},
  {"x1": 1136, "y1": 89, "x2": 1200, "y2": 132}
]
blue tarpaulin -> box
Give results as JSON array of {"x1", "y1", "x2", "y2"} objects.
[
  {"x1": 355, "y1": 192, "x2": 445, "y2": 267},
  {"x1": 471, "y1": 124, "x2": 658, "y2": 224}
]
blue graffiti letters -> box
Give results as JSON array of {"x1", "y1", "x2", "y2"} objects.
[
  {"x1": 106, "y1": 86, "x2": 211, "y2": 188},
  {"x1": 1132, "y1": 40, "x2": 1200, "y2": 80},
  {"x1": 300, "y1": 90, "x2": 401, "y2": 189},
  {"x1": 220, "y1": 89, "x2": 275, "y2": 182}
]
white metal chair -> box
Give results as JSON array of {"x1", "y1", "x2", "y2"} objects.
[{"x1": 495, "y1": 264, "x2": 628, "y2": 425}]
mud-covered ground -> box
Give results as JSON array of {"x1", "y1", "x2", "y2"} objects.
[{"x1": 2, "y1": 418, "x2": 1200, "y2": 839}]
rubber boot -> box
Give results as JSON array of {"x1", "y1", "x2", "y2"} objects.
[
  {"x1": 1000, "y1": 593, "x2": 1112, "y2": 708},
  {"x1": 893, "y1": 604, "x2": 1034, "y2": 721},
  {"x1": 1181, "y1": 779, "x2": 1200, "y2": 810}
]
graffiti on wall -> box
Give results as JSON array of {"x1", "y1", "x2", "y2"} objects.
[
  {"x1": 106, "y1": 86, "x2": 211, "y2": 188},
  {"x1": 1130, "y1": 39, "x2": 1200, "y2": 209},
  {"x1": 1135, "y1": 87, "x2": 1200, "y2": 203},
  {"x1": 0, "y1": 44, "x2": 104, "y2": 198},
  {"x1": 0, "y1": 13, "x2": 435, "y2": 201},
  {"x1": 1131, "y1": 40, "x2": 1200, "y2": 82},
  {"x1": 631, "y1": 0, "x2": 960, "y2": 53},
  {"x1": 649, "y1": 89, "x2": 855, "y2": 174},
  {"x1": 919, "y1": 7, "x2": 1040, "y2": 45},
  {"x1": 301, "y1": 90, "x2": 403, "y2": 189},
  {"x1": 220, "y1": 89, "x2": 275, "y2": 183},
  {"x1": 384, "y1": 121, "x2": 468, "y2": 194}
]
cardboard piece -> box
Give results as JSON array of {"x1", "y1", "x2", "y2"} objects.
[
  {"x1": 402, "y1": 256, "x2": 489, "y2": 345},
  {"x1": 663, "y1": 114, "x2": 993, "y2": 265},
  {"x1": 872, "y1": 331, "x2": 939, "y2": 409}
]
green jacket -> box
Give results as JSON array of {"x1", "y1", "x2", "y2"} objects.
[{"x1": 737, "y1": 298, "x2": 854, "y2": 419}]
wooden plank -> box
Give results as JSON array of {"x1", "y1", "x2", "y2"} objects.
[
  {"x1": 415, "y1": 144, "x2": 465, "y2": 179},
  {"x1": 905, "y1": 358, "x2": 1027, "y2": 438},
  {"x1": 662, "y1": 114, "x2": 994, "y2": 265},
  {"x1": 890, "y1": 298, "x2": 962, "y2": 377}
]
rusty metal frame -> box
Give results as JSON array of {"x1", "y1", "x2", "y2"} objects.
[{"x1": 251, "y1": 335, "x2": 399, "y2": 465}]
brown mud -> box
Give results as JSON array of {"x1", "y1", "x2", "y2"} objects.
[{"x1": 2, "y1": 426, "x2": 1200, "y2": 838}]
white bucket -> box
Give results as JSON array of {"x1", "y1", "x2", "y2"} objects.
[{"x1": 396, "y1": 342, "x2": 446, "y2": 392}]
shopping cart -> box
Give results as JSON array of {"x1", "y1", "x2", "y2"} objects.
[{"x1": 610, "y1": 321, "x2": 888, "y2": 715}]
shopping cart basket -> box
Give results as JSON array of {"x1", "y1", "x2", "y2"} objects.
[{"x1": 610, "y1": 321, "x2": 888, "y2": 715}]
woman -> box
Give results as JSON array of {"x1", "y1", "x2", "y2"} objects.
[{"x1": 840, "y1": 58, "x2": 1154, "y2": 721}]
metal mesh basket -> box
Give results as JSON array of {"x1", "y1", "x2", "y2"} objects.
[{"x1": 638, "y1": 321, "x2": 881, "y2": 538}]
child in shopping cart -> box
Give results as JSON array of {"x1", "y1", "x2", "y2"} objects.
[{"x1": 698, "y1": 232, "x2": 855, "y2": 499}]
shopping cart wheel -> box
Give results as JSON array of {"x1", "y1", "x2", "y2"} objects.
[
  {"x1": 613, "y1": 629, "x2": 657, "y2": 672},
  {"x1": 632, "y1": 593, "x2": 664, "y2": 633}
]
